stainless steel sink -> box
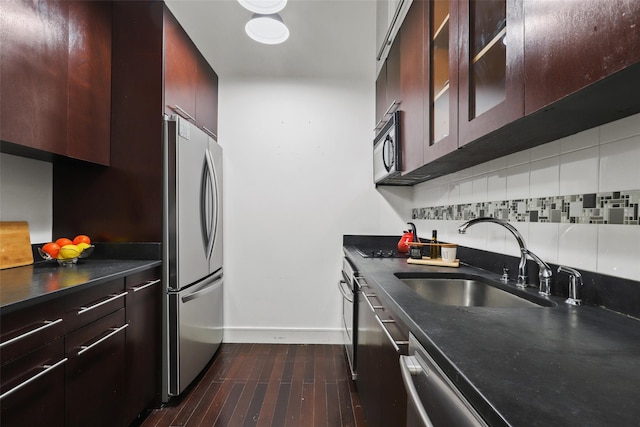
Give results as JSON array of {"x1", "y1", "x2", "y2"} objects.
[{"x1": 398, "y1": 277, "x2": 553, "y2": 308}]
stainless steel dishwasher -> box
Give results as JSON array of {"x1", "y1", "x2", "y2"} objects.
[{"x1": 400, "y1": 334, "x2": 488, "y2": 427}]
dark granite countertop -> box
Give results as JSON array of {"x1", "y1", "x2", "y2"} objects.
[
  {"x1": 343, "y1": 244, "x2": 640, "y2": 426},
  {"x1": 0, "y1": 243, "x2": 161, "y2": 314}
]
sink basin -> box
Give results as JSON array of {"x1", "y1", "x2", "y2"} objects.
[{"x1": 397, "y1": 276, "x2": 553, "y2": 308}]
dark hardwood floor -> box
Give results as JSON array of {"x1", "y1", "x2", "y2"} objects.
[{"x1": 140, "y1": 343, "x2": 365, "y2": 427}]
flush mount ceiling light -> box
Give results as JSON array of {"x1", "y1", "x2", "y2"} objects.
[
  {"x1": 245, "y1": 13, "x2": 290, "y2": 45},
  {"x1": 238, "y1": 0, "x2": 287, "y2": 14}
]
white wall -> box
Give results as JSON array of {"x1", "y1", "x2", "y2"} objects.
[
  {"x1": 219, "y1": 77, "x2": 409, "y2": 343},
  {"x1": 0, "y1": 153, "x2": 53, "y2": 243},
  {"x1": 411, "y1": 113, "x2": 640, "y2": 282}
]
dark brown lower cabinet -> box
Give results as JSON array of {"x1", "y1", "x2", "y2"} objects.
[
  {"x1": 124, "y1": 268, "x2": 162, "y2": 425},
  {"x1": 65, "y1": 309, "x2": 127, "y2": 427},
  {"x1": 0, "y1": 339, "x2": 66, "y2": 427},
  {"x1": 356, "y1": 278, "x2": 408, "y2": 427}
]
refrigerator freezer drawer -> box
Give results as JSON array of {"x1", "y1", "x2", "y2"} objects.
[{"x1": 168, "y1": 272, "x2": 223, "y2": 396}]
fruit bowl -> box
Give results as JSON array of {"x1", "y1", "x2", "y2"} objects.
[{"x1": 38, "y1": 245, "x2": 95, "y2": 266}]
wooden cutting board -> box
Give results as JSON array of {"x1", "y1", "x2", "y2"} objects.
[
  {"x1": 0, "y1": 221, "x2": 34, "y2": 269},
  {"x1": 407, "y1": 257, "x2": 460, "y2": 268}
]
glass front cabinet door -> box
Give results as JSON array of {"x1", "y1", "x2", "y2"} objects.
[{"x1": 457, "y1": 0, "x2": 524, "y2": 146}]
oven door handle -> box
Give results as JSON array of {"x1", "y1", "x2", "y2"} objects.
[
  {"x1": 337, "y1": 279, "x2": 353, "y2": 303},
  {"x1": 400, "y1": 355, "x2": 435, "y2": 427}
]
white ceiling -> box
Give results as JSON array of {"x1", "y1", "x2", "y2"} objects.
[{"x1": 164, "y1": 0, "x2": 376, "y2": 80}]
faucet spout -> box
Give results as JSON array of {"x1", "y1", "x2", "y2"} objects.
[{"x1": 458, "y1": 217, "x2": 551, "y2": 291}]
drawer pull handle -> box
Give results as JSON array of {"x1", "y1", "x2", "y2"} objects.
[
  {"x1": 172, "y1": 105, "x2": 195, "y2": 121},
  {"x1": 78, "y1": 292, "x2": 128, "y2": 315},
  {"x1": 0, "y1": 318, "x2": 63, "y2": 349},
  {"x1": 375, "y1": 315, "x2": 408, "y2": 353},
  {"x1": 77, "y1": 324, "x2": 128, "y2": 356},
  {"x1": 0, "y1": 357, "x2": 68, "y2": 401},
  {"x1": 131, "y1": 279, "x2": 161, "y2": 293},
  {"x1": 362, "y1": 293, "x2": 382, "y2": 312}
]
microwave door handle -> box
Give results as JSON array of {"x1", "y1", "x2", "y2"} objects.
[{"x1": 382, "y1": 134, "x2": 394, "y2": 172}]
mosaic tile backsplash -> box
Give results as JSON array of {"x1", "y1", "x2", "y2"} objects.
[{"x1": 412, "y1": 190, "x2": 640, "y2": 225}]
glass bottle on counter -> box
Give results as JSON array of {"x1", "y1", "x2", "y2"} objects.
[{"x1": 430, "y1": 230, "x2": 440, "y2": 259}]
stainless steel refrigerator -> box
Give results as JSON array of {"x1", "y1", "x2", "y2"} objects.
[{"x1": 162, "y1": 114, "x2": 223, "y2": 400}]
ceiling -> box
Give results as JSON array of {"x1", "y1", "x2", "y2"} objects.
[{"x1": 164, "y1": 0, "x2": 376, "y2": 80}]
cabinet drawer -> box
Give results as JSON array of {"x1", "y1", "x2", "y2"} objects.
[
  {"x1": 0, "y1": 338, "x2": 66, "y2": 427},
  {"x1": 64, "y1": 278, "x2": 126, "y2": 333},
  {"x1": 65, "y1": 308, "x2": 126, "y2": 427},
  {"x1": 1, "y1": 299, "x2": 66, "y2": 366}
]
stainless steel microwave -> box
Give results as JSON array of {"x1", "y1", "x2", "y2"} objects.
[{"x1": 373, "y1": 111, "x2": 401, "y2": 185}]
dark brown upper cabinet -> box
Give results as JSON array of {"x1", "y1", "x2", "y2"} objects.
[
  {"x1": 0, "y1": 1, "x2": 69, "y2": 157},
  {"x1": 165, "y1": 11, "x2": 219, "y2": 136},
  {"x1": 524, "y1": 0, "x2": 640, "y2": 115},
  {"x1": 424, "y1": 0, "x2": 459, "y2": 165},
  {"x1": 399, "y1": 0, "x2": 426, "y2": 174},
  {"x1": 375, "y1": 35, "x2": 401, "y2": 129},
  {"x1": 0, "y1": 1, "x2": 111, "y2": 166},
  {"x1": 67, "y1": 1, "x2": 112, "y2": 165},
  {"x1": 458, "y1": 0, "x2": 524, "y2": 147}
]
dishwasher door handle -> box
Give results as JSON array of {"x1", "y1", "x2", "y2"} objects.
[{"x1": 400, "y1": 355, "x2": 434, "y2": 427}]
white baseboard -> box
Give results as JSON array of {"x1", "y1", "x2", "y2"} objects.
[{"x1": 223, "y1": 327, "x2": 344, "y2": 344}]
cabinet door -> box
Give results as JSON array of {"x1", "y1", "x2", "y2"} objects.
[
  {"x1": 0, "y1": 339, "x2": 66, "y2": 427},
  {"x1": 0, "y1": 0, "x2": 68, "y2": 154},
  {"x1": 377, "y1": 308, "x2": 408, "y2": 427},
  {"x1": 356, "y1": 290, "x2": 382, "y2": 427},
  {"x1": 65, "y1": 309, "x2": 127, "y2": 427},
  {"x1": 164, "y1": 9, "x2": 197, "y2": 120},
  {"x1": 124, "y1": 269, "x2": 162, "y2": 425},
  {"x1": 195, "y1": 53, "x2": 219, "y2": 136},
  {"x1": 375, "y1": 62, "x2": 388, "y2": 126},
  {"x1": 386, "y1": 35, "x2": 402, "y2": 112},
  {"x1": 524, "y1": 0, "x2": 640, "y2": 115},
  {"x1": 425, "y1": 0, "x2": 460, "y2": 164},
  {"x1": 67, "y1": 0, "x2": 112, "y2": 165},
  {"x1": 399, "y1": 0, "x2": 426, "y2": 174},
  {"x1": 458, "y1": 0, "x2": 524, "y2": 146}
]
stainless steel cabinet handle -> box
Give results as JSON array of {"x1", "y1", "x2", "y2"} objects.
[
  {"x1": 0, "y1": 357, "x2": 68, "y2": 401},
  {"x1": 375, "y1": 315, "x2": 408, "y2": 352},
  {"x1": 354, "y1": 275, "x2": 369, "y2": 290},
  {"x1": 172, "y1": 104, "x2": 195, "y2": 121},
  {"x1": 0, "y1": 318, "x2": 63, "y2": 349},
  {"x1": 400, "y1": 355, "x2": 434, "y2": 427},
  {"x1": 77, "y1": 292, "x2": 128, "y2": 315},
  {"x1": 202, "y1": 126, "x2": 217, "y2": 140},
  {"x1": 131, "y1": 279, "x2": 161, "y2": 293},
  {"x1": 362, "y1": 292, "x2": 382, "y2": 312},
  {"x1": 77, "y1": 324, "x2": 128, "y2": 356},
  {"x1": 337, "y1": 280, "x2": 353, "y2": 303}
]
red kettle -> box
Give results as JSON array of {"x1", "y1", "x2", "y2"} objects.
[{"x1": 397, "y1": 222, "x2": 419, "y2": 253}]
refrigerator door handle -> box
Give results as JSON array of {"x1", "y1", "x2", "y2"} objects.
[
  {"x1": 181, "y1": 274, "x2": 223, "y2": 303},
  {"x1": 200, "y1": 149, "x2": 218, "y2": 260}
]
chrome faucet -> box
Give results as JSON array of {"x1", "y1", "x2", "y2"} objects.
[{"x1": 458, "y1": 217, "x2": 553, "y2": 295}]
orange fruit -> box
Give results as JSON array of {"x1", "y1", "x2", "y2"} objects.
[
  {"x1": 42, "y1": 242, "x2": 60, "y2": 258},
  {"x1": 55, "y1": 237, "x2": 73, "y2": 247},
  {"x1": 73, "y1": 235, "x2": 91, "y2": 245}
]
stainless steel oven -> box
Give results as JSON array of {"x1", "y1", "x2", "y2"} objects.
[{"x1": 339, "y1": 257, "x2": 358, "y2": 380}]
